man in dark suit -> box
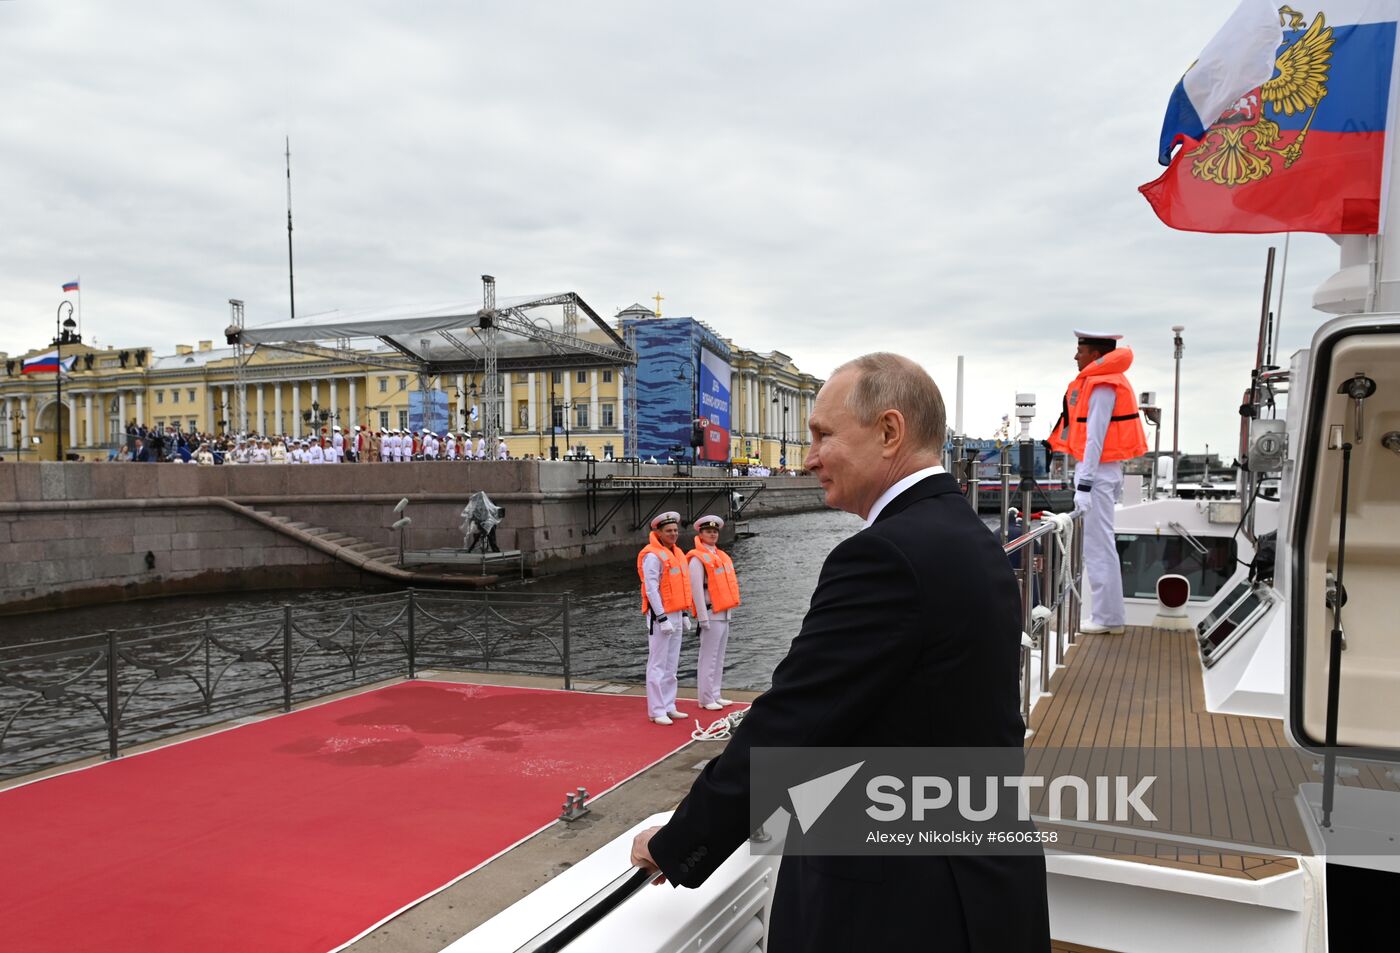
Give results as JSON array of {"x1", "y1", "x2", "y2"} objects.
[{"x1": 632, "y1": 352, "x2": 1049, "y2": 951}]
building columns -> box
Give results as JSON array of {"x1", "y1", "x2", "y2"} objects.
[
  {"x1": 348, "y1": 377, "x2": 357, "y2": 432},
  {"x1": 590, "y1": 370, "x2": 600, "y2": 431},
  {"x1": 527, "y1": 373, "x2": 537, "y2": 433},
  {"x1": 255, "y1": 384, "x2": 266, "y2": 434},
  {"x1": 290, "y1": 381, "x2": 301, "y2": 437},
  {"x1": 84, "y1": 392, "x2": 94, "y2": 446}
]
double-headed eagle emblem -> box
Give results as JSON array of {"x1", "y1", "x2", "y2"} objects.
[{"x1": 1188, "y1": 5, "x2": 1334, "y2": 187}]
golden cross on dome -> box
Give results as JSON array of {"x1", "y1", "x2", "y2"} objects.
[{"x1": 652, "y1": 292, "x2": 664, "y2": 317}]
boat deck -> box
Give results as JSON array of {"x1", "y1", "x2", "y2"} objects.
[{"x1": 1028, "y1": 624, "x2": 1397, "y2": 880}]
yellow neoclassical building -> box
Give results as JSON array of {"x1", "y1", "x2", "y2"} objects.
[{"x1": 1, "y1": 307, "x2": 820, "y2": 467}]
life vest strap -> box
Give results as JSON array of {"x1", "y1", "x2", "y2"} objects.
[{"x1": 1075, "y1": 413, "x2": 1141, "y2": 422}]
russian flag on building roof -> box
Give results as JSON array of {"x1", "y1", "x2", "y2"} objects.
[
  {"x1": 62, "y1": 280, "x2": 80, "y2": 293},
  {"x1": 1141, "y1": 0, "x2": 1400, "y2": 234},
  {"x1": 21, "y1": 351, "x2": 77, "y2": 375}
]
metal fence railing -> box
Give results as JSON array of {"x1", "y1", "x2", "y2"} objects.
[
  {"x1": 1004, "y1": 514, "x2": 1084, "y2": 728},
  {"x1": 0, "y1": 588, "x2": 572, "y2": 778}
]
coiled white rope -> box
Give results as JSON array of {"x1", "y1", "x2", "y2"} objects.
[
  {"x1": 691, "y1": 707, "x2": 747, "y2": 741},
  {"x1": 1038, "y1": 511, "x2": 1082, "y2": 605}
]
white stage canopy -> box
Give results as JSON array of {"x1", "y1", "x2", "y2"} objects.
[{"x1": 236, "y1": 292, "x2": 631, "y2": 365}]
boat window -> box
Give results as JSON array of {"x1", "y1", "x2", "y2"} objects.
[
  {"x1": 1116, "y1": 533, "x2": 1237, "y2": 601},
  {"x1": 1195, "y1": 580, "x2": 1254, "y2": 639},
  {"x1": 1199, "y1": 586, "x2": 1275, "y2": 668}
]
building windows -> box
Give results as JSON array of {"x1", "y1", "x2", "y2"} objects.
[
  {"x1": 172, "y1": 390, "x2": 180, "y2": 404},
  {"x1": 551, "y1": 370, "x2": 562, "y2": 385},
  {"x1": 575, "y1": 404, "x2": 589, "y2": 428},
  {"x1": 189, "y1": 419, "x2": 198, "y2": 433},
  {"x1": 551, "y1": 404, "x2": 564, "y2": 430},
  {"x1": 602, "y1": 370, "x2": 613, "y2": 383},
  {"x1": 380, "y1": 411, "x2": 389, "y2": 430},
  {"x1": 396, "y1": 376, "x2": 407, "y2": 390},
  {"x1": 378, "y1": 378, "x2": 388, "y2": 393},
  {"x1": 156, "y1": 392, "x2": 164, "y2": 404},
  {"x1": 576, "y1": 370, "x2": 586, "y2": 384},
  {"x1": 601, "y1": 403, "x2": 615, "y2": 428},
  {"x1": 398, "y1": 410, "x2": 409, "y2": 430},
  {"x1": 513, "y1": 372, "x2": 528, "y2": 383},
  {"x1": 188, "y1": 389, "x2": 196, "y2": 402}
]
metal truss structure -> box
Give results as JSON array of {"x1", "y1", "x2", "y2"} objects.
[{"x1": 232, "y1": 277, "x2": 638, "y2": 449}]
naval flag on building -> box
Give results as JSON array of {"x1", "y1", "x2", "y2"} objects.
[
  {"x1": 62, "y1": 280, "x2": 80, "y2": 293},
  {"x1": 21, "y1": 351, "x2": 77, "y2": 375},
  {"x1": 1141, "y1": 0, "x2": 1399, "y2": 234}
]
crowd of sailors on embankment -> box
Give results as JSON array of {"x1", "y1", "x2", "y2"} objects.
[{"x1": 102, "y1": 421, "x2": 792, "y2": 475}]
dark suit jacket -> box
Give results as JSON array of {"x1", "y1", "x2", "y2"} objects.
[{"x1": 648, "y1": 473, "x2": 1049, "y2": 952}]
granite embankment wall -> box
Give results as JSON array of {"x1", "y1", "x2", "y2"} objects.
[{"x1": 0, "y1": 462, "x2": 825, "y2": 614}]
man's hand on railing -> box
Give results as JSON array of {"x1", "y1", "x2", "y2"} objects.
[{"x1": 630, "y1": 826, "x2": 666, "y2": 884}]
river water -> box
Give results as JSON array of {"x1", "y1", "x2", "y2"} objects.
[{"x1": 0, "y1": 509, "x2": 868, "y2": 694}]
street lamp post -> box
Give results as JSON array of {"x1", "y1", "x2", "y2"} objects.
[
  {"x1": 548, "y1": 375, "x2": 558, "y2": 460},
  {"x1": 6, "y1": 410, "x2": 25, "y2": 459},
  {"x1": 55, "y1": 302, "x2": 77, "y2": 461},
  {"x1": 770, "y1": 395, "x2": 789, "y2": 469}
]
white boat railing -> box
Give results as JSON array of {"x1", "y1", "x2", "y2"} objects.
[{"x1": 1004, "y1": 514, "x2": 1084, "y2": 726}]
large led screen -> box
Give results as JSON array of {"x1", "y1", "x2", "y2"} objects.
[{"x1": 697, "y1": 348, "x2": 732, "y2": 463}]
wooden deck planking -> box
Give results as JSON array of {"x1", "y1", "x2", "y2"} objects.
[{"x1": 1026, "y1": 625, "x2": 1319, "y2": 877}]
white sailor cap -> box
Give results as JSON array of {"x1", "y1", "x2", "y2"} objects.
[
  {"x1": 333, "y1": 426, "x2": 341, "y2": 431},
  {"x1": 1073, "y1": 329, "x2": 1123, "y2": 342},
  {"x1": 650, "y1": 511, "x2": 681, "y2": 530},
  {"x1": 693, "y1": 514, "x2": 724, "y2": 531}
]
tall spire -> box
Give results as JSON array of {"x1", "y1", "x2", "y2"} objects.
[{"x1": 286, "y1": 136, "x2": 296, "y2": 320}]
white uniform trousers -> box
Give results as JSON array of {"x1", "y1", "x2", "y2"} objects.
[
  {"x1": 1080, "y1": 462, "x2": 1126, "y2": 627},
  {"x1": 696, "y1": 611, "x2": 730, "y2": 706},
  {"x1": 645, "y1": 611, "x2": 685, "y2": 718}
]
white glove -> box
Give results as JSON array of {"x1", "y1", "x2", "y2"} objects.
[
  {"x1": 1073, "y1": 485, "x2": 1092, "y2": 516},
  {"x1": 698, "y1": 618, "x2": 711, "y2": 632},
  {"x1": 657, "y1": 618, "x2": 675, "y2": 637}
]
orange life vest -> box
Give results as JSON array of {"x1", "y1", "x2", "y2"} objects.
[
  {"x1": 686, "y1": 541, "x2": 741, "y2": 614},
  {"x1": 637, "y1": 533, "x2": 694, "y2": 616},
  {"x1": 1047, "y1": 347, "x2": 1148, "y2": 463}
]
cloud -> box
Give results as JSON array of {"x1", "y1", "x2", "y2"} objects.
[{"x1": 0, "y1": 1, "x2": 1351, "y2": 454}]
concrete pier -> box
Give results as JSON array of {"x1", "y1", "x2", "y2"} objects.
[{"x1": 0, "y1": 461, "x2": 825, "y2": 614}]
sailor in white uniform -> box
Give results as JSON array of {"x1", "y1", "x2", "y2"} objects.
[
  {"x1": 306, "y1": 439, "x2": 325, "y2": 464},
  {"x1": 330, "y1": 426, "x2": 344, "y2": 463},
  {"x1": 686, "y1": 515, "x2": 738, "y2": 711},
  {"x1": 639, "y1": 511, "x2": 691, "y2": 725},
  {"x1": 475, "y1": 434, "x2": 487, "y2": 460}
]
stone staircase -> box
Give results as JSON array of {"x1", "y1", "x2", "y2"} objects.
[{"x1": 219, "y1": 500, "x2": 492, "y2": 587}]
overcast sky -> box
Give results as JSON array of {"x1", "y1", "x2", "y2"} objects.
[{"x1": 0, "y1": 1, "x2": 1351, "y2": 457}]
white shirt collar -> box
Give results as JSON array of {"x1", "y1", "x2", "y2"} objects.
[{"x1": 863, "y1": 465, "x2": 948, "y2": 527}]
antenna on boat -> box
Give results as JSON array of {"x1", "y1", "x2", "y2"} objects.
[{"x1": 1170, "y1": 326, "x2": 1184, "y2": 499}]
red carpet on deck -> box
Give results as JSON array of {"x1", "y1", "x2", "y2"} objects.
[{"x1": 0, "y1": 681, "x2": 703, "y2": 953}]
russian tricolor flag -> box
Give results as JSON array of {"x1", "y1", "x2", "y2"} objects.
[
  {"x1": 62, "y1": 280, "x2": 80, "y2": 293},
  {"x1": 1141, "y1": 0, "x2": 1400, "y2": 234},
  {"x1": 21, "y1": 351, "x2": 77, "y2": 375}
]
